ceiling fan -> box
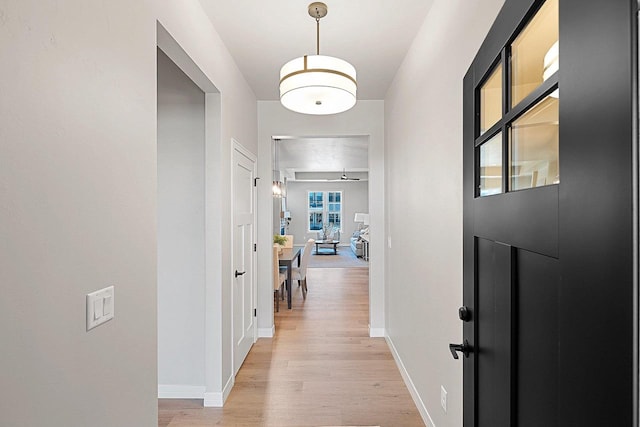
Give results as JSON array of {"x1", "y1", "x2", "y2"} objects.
[{"x1": 341, "y1": 169, "x2": 360, "y2": 181}]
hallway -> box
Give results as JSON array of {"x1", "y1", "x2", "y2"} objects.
[{"x1": 159, "y1": 268, "x2": 424, "y2": 426}]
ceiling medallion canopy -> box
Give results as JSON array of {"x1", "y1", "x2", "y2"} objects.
[{"x1": 279, "y1": 2, "x2": 357, "y2": 115}]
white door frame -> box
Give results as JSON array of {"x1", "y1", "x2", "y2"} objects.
[
  {"x1": 157, "y1": 22, "x2": 228, "y2": 407},
  {"x1": 256, "y1": 103, "x2": 384, "y2": 338}
]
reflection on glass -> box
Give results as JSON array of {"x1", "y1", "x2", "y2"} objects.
[
  {"x1": 480, "y1": 64, "x2": 503, "y2": 135},
  {"x1": 479, "y1": 133, "x2": 503, "y2": 196},
  {"x1": 511, "y1": 0, "x2": 559, "y2": 107},
  {"x1": 510, "y1": 95, "x2": 559, "y2": 191}
]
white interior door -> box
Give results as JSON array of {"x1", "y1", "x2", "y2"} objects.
[{"x1": 232, "y1": 143, "x2": 256, "y2": 374}]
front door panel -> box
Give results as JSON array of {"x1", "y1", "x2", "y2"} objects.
[
  {"x1": 476, "y1": 238, "x2": 512, "y2": 427},
  {"x1": 463, "y1": 0, "x2": 637, "y2": 425},
  {"x1": 516, "y1": 249, "x2": 558, "y2": 426}
]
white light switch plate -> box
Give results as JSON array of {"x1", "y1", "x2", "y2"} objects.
[{"x1": 86, "y1": 286, "x2": 114, "y2": 331}]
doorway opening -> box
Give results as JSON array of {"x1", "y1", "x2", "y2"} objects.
[
  {"x1": 156, "y1": 22, "x2": 224, "y2": 408},
  {"x1": 157, "y1": 46, "x2": 206, "y2": 399},
  {"x1": 271, "y1": 135, "x2": 370, "y2": 319}
]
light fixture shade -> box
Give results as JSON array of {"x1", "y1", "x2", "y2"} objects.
[{"x1": 280, "y1": 55, "x2": 357, "y2": 115}]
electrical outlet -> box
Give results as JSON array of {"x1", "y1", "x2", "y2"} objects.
[{"x1": 440, "y1": 385, "x2": 447, "y2": 412}]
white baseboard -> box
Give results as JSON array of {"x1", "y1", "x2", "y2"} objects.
[
  {"x1": 385, "y1": 335, "x2": 436, "y2": 427},
  {"x1": 369, "y1": 327, "x2": 385, "y2": 337},
  {"x1": 158, "y1": 384, "x2": 205, "y2": 399},
  {"x1": 203, "y1": 392, "x2": 221, "y2": 407},
  {"x1": 258, "y1": 325, "x2": 275, "y2": 338},
  {"x1": 203, "y1": 374, "x2": 235, "y2": 407}
]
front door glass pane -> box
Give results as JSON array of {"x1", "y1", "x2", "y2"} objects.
[
  {"x1": 479, "y1": 132, "x2": 503, "y2": 196},
  {"x1": 510, "y1": 94, "x2": 559, "y2": 191},
  {"x1": 511, "y1": 0, "x2": 559, "y2": 107},
  {"x1": 480, "y1": 64, "x2": 503, "y2": 135}
]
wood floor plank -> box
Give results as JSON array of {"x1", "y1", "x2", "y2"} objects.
[{"x1": 159, "y1": 267, "x2": 424, "y2": 426}]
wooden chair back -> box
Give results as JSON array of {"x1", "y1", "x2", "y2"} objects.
[{"x1": 283, "y1": 235, "x2": 294, "y2": 248}]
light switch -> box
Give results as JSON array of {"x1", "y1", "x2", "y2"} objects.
[
  {"x1": 103, "y1": 295, "x2": 112, "y2": 316},
  {"x1": 93, "y1": 299, "x2": 103, "y2": 319},
  {"x1": 86, "y1": 286, "x2": 115, "y2": 331}
]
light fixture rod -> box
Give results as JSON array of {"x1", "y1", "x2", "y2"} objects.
[
  {"x1": 316, "y1": 18, "x2": 320, "y2": 55},
  {"x1": 308, "y1": 2, "x2": 327, "y2": 55}
]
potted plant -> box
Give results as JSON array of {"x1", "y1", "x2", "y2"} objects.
[{"x1": 273, "y1": 234, "x2": 287, "y2": 253}]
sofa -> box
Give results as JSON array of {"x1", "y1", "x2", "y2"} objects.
[{"x1": 350, "y1": 231, "x2": 364, "y2": 257}]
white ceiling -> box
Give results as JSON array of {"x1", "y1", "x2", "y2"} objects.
[
  {"x1": 199, "y1": 0, "x2": 435, "y2": 100},
  {"x1": 277, "y1": 137, "x2": 369, "y2": 178}
]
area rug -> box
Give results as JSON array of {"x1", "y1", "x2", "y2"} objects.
[{"x1": 302, "y1": 244, "x2": 369, "y2": 268}]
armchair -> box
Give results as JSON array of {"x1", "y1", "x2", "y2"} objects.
[{"x1": 350, "y1": 231, "x2": 363, "y2": 257}]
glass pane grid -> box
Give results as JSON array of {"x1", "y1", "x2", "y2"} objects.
[
  {"x1": 510, "y1": 0, "x2": 558, "y2": 108},
  {"x1": 308, "y1": 191, "x2": 343, "y2": 230},
  {"x1": 509, "y1": 94, "x2": 559, "y2": 191},
  {"x1": 475, "y1": 0, "x2": 559, "y2": 198}
]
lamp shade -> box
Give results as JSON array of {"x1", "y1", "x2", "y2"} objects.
[{"x1": 280, "y1": 55, "x2": 357, "y2": 115}]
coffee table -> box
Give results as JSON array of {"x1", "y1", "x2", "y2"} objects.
[{"x1": 315, "y1": 240, "x2": 339, "y2": 255}]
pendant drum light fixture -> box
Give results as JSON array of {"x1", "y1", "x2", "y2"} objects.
[{"x1": 279, "y1": 2, "x2": 357, "y2": 115}]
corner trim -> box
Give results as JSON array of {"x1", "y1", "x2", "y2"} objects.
[
  {"x1": 386, "y1": 335, "x2": 436, "y2": 427},
  {"x1": 204, "y1": 375, "x2": 235, "y2": 407},
  {"x1": 158, "y1": 385, "x2": 205, "y2": 399},
  {"x1": 369, "y1": 327, "x2": 385, "y2": 338},
  {"x1": 258, "y1": 326, "x2": 275, "y2": 338}
]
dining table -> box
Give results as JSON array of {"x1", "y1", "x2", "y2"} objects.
[{"x1": 278, "y1": 246, "x2": 301, "y2": 309}]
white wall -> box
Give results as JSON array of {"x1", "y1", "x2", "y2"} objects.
[
  {"x1": 257, "y1": 101, "x2": 384, "y2": 337},
  {"x1": 157, "y1": 49, "x2": 205, "y2": 392},
  {"x1": 0, "y1": 0, "x2": 257, "y2": 424},
  {"x1": 384, "y1": 0, "x2": 505, "y2": 426},
  {"x1": 286, "y1": 181, "x2": 369, "y2": 245}
]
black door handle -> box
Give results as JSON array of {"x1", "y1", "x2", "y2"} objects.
[
  {"x1": 235, "y1": 270, "x2": 246, "y2": 278},
  {"x1": 449, "y1": 339, "x2": 471, "y2": 360},
  {"x1": 458, "y1": 306, "x2": 471, "y2": 322}
]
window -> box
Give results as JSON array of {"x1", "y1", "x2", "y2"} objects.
[
  {"x1": 308, "y1": 191, "x2": 342, "y2": 231},
  {"x1": 475, "y1": 0, "x2": 559, "y2": 197}
]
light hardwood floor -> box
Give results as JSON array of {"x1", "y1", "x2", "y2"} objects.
[{"x1": 159, "y1": 267, "x2": 425, "y2": 427}]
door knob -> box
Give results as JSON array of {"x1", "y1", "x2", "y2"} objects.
[
  {"x1": 235, "y1": 270, "x2": 246, "y2": 278},
  {"x1": 449, "y1": 339, "x2": 471, "y2": 360},
  {"x1": 458, "y1": 306, "x2": 471, "y2": 322}
]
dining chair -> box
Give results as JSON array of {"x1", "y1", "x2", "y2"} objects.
[
  {"x1": 273, "y1": 244, "x2": 286, "y2": 312},
  {"x1": 283, "y1": 234, "x2": 294, "y2": 248},
  {"x1": 290, "y1": 238, "x2": 315, "y2": 299}
]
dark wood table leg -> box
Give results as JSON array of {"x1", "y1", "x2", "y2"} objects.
[{"x1": 286, "y1": 260, "x2": 292, "y2": 309}]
